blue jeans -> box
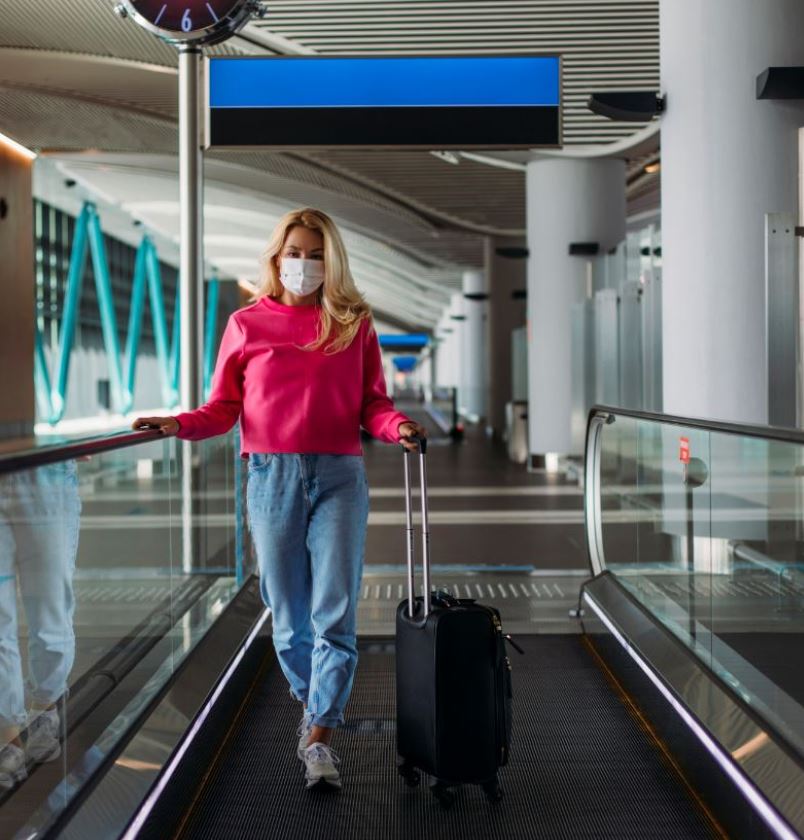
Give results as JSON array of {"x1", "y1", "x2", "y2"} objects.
[
  {"x1": 247, "y1": 453, "x2": 369, "y2": 729},
  {"x1": 0, "y1": 461, "x2": 81, "y2": 729}
]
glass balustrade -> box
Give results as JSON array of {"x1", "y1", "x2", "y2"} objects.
[
  {"x1": 0, "y1": 428, "x2": 250, "y2": 837},
  {"x1": 587, "y1": 408, "x2": 804, "y2": 758}
]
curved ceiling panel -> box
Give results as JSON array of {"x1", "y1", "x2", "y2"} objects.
[
  {"x1": 41, "y1": 154, "x2": 455, "y2": 329},
  {"x1": 0, "y1": 0, "x2": 660, "y2": 328}
]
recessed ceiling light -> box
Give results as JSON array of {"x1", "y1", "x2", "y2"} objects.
[
  {"x1": 430, "y1": 151, "x2": 460, "y2": 165},
  {"x1": 0, "y1": 131, "x2": 36, "y2": 160}
]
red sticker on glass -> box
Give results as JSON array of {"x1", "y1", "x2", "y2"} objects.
[{"x1": 679, "y1": 437, "x2": 690, "y2": 464}]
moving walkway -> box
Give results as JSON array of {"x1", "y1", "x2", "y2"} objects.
[{"x1": 0, "y1": 408, "x2": 802, "y2": 839}]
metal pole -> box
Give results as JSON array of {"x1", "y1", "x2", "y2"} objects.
[
  {"x1": 178, "y1": 46, "x2": 203, "y2": 574},
  {"x1": 178, "y1": 46, "x2": 203, "y2": 411},
  {"x1": 419, "y1": 448, "x2": 431, "y2": 617},
  {"x1": 403, "y1": 452, "x2": 416, "y2": 618},
  {"x1": 684, "y1": 479, "x2": 696, "y2": 643}
]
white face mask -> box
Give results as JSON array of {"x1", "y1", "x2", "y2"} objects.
[{"x1": 279, "y1": 257, "x2": 325, "y2": 296}]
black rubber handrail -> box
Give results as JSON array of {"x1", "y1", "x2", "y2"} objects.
[
  {"x1": 0, "y1": 428, "x2": 172, "y2": 474},
  {"x1": 590, "y1": 404, "x2": 804, "y2": 446}
]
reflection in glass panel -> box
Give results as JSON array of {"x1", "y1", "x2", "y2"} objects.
[
  {"x1": 0, "y1": 430, "x2": 248, "y2": 836},
  {"x1": 708, "y1": 433, "x2": 804, "y2": 756},
  {"x1": 0, "y1": 459, "x2": 81, "y2": 794},
  {"x1": 599, "y1": 413, "x2": 640, "y2": 575},
  {"x1": 599, "y1": 416, "x2": 713, "y2": 667},
  {"x1": 594, "y1": 410, "x2": 804, "y2": 759}
]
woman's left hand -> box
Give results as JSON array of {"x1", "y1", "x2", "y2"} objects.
[{"x1": 398, "y1": 421, "x2": 428, "y2": 451}]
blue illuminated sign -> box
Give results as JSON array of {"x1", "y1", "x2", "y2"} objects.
[
  {"x1": 210, "y1": 56, "x2": 559, "y2": 109},
  {"x1": 207, "y1": 55, "x2": 561, "y2": 149},
  {"x1": 379, "y1": 334, "x2": 430, "y2": 349},
  {"x1": 392, "y1": 356, "x2": 418, "y2": 373}
]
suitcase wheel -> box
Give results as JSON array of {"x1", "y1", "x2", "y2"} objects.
[
  {"x1": 482, "y1": 776, "x2": 504, "y2": 804},
  {"x1": 397, "y1": 759, "x2": 421, "y2": 788},
  {"x1": 431, "y1": 781, "x2": 455, "y2": 809}
]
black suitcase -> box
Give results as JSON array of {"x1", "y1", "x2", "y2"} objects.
[{"x1": 395, "y1": 437, "x2": 515, "y2": 808}]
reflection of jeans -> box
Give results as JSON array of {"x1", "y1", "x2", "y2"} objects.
[
  {"x1": 0, "y1": 461, "x2": 81, "y2": 729},
  {"x1": 247, "y1": 454, "x2": 369, "y2": 729}
]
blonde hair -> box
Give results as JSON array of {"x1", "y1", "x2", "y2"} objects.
[{"x1": 256, "y1": 208, "x2": 371, "y2": 353}]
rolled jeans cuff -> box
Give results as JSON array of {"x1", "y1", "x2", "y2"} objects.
[{"x1": 308, "y1": 712, "x2": 344, "y2": 729}]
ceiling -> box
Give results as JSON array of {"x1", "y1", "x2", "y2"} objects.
[{"x1": 0, "y1": 0, "x2": 661, "y2": 328}]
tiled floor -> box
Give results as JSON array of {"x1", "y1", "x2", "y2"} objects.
[{"x1": 359, "y1": 426, "x2": 589, "y2": 634}]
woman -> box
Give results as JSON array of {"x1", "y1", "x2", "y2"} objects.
[{"x1": 133, "y1": 208, "x2": 426, "y2": 791}]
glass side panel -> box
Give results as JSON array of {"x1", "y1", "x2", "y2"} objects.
[
  {"x1": 595, "y1": 412, "x2": 804, "y2": 758},
  {"x1": 600, "y1": 415, "x2": 713, "y2": 667},
  {"x1": 599, "y1": 412, "x2": 640, "y2": 576},
  {"x1": 0, "y1": 430, "x2": 247, "y2": 837},
  {"x1": 707, "y1": 431, "x2": 804, "y2": 755}
]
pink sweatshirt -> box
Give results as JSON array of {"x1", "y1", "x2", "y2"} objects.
[{"x1": 174, "y1": 296, "x2": 411, "y2": 455}]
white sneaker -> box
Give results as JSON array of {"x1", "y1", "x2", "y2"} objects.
[
  {"x1": 296, "y1": 712, "x2": 313, "y2": 760},
  {"x1": 25, "y1": 708, "x2": 61, "y2": 763},
  {"x1": 302, "y1": 742, "x2": 342, "y2": 790},
  {"x1": 0, "y1": 743, "x2": 27, "y2": 790}
]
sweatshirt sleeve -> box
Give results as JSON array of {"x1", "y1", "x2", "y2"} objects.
[
  {"x1": 174, "y1": 314, "x2": 245, "y2": 441},
  {"x1": 360, "y1": 321, "x2": 411, "y2": 444}
]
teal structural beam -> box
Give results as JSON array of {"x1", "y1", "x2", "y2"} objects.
[
  {"x1": 33, "y1": 325, "x2": 53, "y2": 421},
  {"x1": 145, "y1": 238, "x2": 178, "y2": 407},
  {"x1": 169, "y1": 290, "x2": 180, "y2": 401},
  {"x1": 86, "y1": 204, "x2": 126, "y2": 415},
  {"x1": 35, "y1": 200, "x2": 221, "y2": 425},
  {"x1": 204, "y1": 278, "x2": 220, "y2": 400},
  {"x1": 123, "y1": 240, "x2": 148, "y2": 412},
  {"x1": 51, "y1": 203, "x2": 90, "y2": 422}
]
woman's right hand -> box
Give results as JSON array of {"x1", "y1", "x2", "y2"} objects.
[{"x1": 131, "y1": 416, "x2": 180, "y2": 435}]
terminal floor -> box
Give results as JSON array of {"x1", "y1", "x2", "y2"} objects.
[
  {"x1": 361, "y1": 428, "x2": 587, "y2": 572},
  {"x1": 176, "y1": 635, "x2": 719, "y2": 840}
]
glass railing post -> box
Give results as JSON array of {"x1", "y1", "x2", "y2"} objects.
[{"x1": 584, "y1": 410, "x2": 613, "y2": 576}]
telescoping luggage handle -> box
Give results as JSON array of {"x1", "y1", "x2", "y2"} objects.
[{"x1": 403, "y1": 435, "x2": 431, "y2": 618}]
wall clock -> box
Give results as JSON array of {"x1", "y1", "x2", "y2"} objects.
[{"x1": 116, "y1": 1, "x2": 255, "y2": 46}]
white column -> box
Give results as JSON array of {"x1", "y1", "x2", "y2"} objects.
[
  {"x1": 383, "y1": 354, "x2": 396, "y2": 397},
  {"x1": 661, "y1": 0, "x2": 804, "y2": 423},
  {"x1": 461, "y1": 270, "x2": 487, "y2": 422},
  {"x1": 485, "y1": 237, "x2": 527, "y2": 438},
  {"x1": 526, "y1": 157, "x2": 625, "y2": 458},
  {"x1": 434, "y1": 317, "x2": 451, "y2": 388},
  {"x1": 436, "y1": 292, "x2": 464, "y2": 391}
]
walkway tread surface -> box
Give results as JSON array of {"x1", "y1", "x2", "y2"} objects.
[{"x1": 178, "y1": 635, "x2": 718, "y2": 840}]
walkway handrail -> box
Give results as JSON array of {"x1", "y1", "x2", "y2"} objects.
[
  {"x1": 584, "y1": 404, "x2": 804, "y2": 575},
  {"x1": 582, "y1": 403, "x2": 804, "y2": 840},
  {"x1": 0, "y1": 428, "x2": 170, "y2": 475},
  {"x1": 588, "y1": 404, "x2": 804, "y2": 445}
]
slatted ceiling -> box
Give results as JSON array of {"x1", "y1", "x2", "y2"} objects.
[
  {"x1": 216, "y1": 149, "x2": 435, "y2": 229},
  {"x1": 0, "y1": 0, "x2": 254, "y2": 67},
  {"x1": 0, "y1": 1, "x2": 175, "y2": 65},
  {"x1": 303, "y1": 150, "x2": 525, "y2": 233},
  {"x1": 0, "y1": 0, "x2": 660, "y2": 292},
  {"x1": 212, "y1": 150, "x2": 488, "y2": 266},
  {"x1": 254, "y1": 0, "x2": 660, "y2": 145},
  {"x1": 0, "y1": 87, "x2": 177, "y2": 154}
]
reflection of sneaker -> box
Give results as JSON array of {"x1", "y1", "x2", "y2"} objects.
[
  {"x1": 0, "y1": 744, "x2": 27, "y2": 790},
  {"x1": 296, "y1": 712, "x2": 313, "y2": 760},
  {"x1": 26, "y1": 709, "x2": 61, "y2": 763},
  {"x1": 302, "y1": 742, "x2": 342, "y2": 790}
]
